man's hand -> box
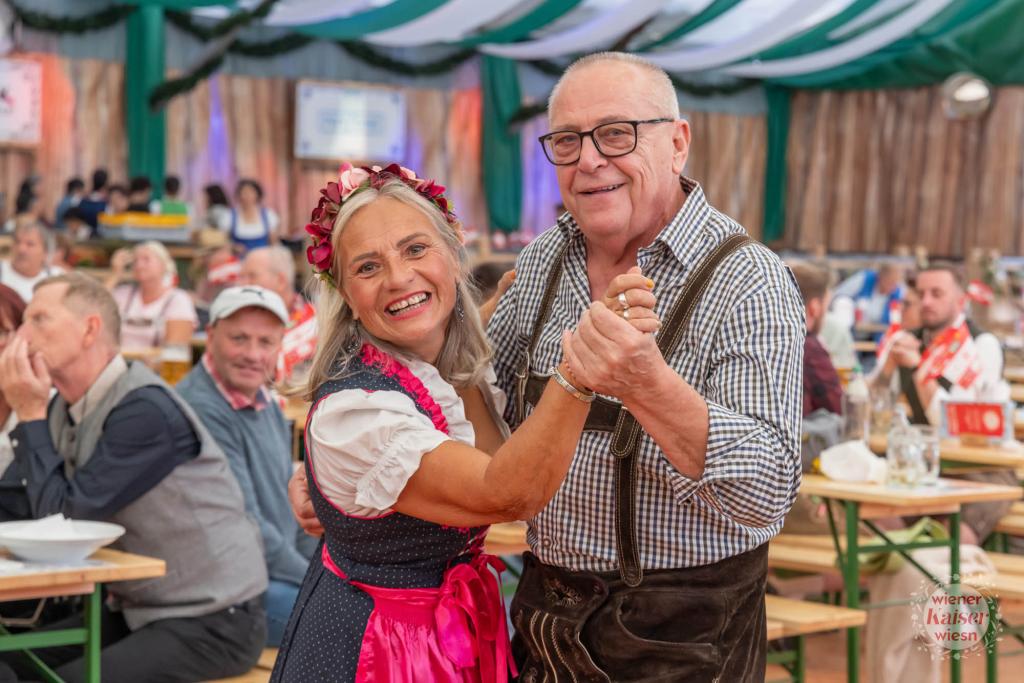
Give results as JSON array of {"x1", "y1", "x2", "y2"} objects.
[
  {"x1": 563, "y1": 302, "x2": 665, "y2": 399},
  {"x1": 889, "y1": 332, "x2": 922, "y2": 369},
  {"x1": 288, "y1": 467, "x2": 323, "y2": 537},
  {"x1": 478, "y1": 269, "x2": 515, "y2": 328},
  {"x1": 0, "y1": 336, "x2": 51, "y2": 421},
  {"x1": 601, "y1": 266, "x2": 658, "y2": 332}
]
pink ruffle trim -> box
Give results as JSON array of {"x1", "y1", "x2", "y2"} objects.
[{"x1": 360, "y1": 344, "x2": 451, "y2": 436}]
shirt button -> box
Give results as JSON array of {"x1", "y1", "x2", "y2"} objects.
[
  {"x1": 10, "y1": 439, "x2": 17, "y2": 448},
  {"x1": 541, "y1": 537, "x2": 552, "y2": 548}
]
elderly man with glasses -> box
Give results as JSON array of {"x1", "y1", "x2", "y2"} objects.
[{"x1": 289, "y1": 51, "x2": 803, "y2": 682}]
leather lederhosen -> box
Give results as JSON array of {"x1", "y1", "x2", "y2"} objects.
[{"x1": 510, "y1": 233, "x2": 769, "y2": 682}]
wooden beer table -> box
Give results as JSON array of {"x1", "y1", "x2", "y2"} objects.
[
  {"x1": 800, "y1": 474, "x2": 1022, "y2": 683},
  {"x1": 0, "y1": 549, "x2": 166, "y2": 683}
]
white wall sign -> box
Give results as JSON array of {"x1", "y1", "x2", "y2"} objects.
[
  {"x1": 294, "y1": 80, "x2": 406, "y2": 162},
  {"x1": 0, "y1": 59, "x2": 41, "y2": 147}
]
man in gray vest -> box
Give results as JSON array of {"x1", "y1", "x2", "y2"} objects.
[{"x1": 0, "y1": 272, "x2": 268, "y2": 683}]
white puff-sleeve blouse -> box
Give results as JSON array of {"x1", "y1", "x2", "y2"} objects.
[{"x1": 308, "y1": 355, "x2": 510, "y2": 518}]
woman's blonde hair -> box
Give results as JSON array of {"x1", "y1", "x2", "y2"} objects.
[
  {"x1": 136, "y1": 240, "x2": 177, "y2": 287},
  {"x1": 301, "y1": 179, "x2": 491, "y2": 399}
]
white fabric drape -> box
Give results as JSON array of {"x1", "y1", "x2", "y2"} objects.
[
  {"x1": 827, "y1": 0, "x2": 913, "y2": 39},
  {"x1": 638, "y1": 0, "x2": 834, "y2": 71},
  {"x1": 192, "y1": 0, "x2": 372, "y2": 24},
  {"x1": 266, "y1": 0, "x2": 374, "y2": 25},
  {"x1": 478, "y1": 0, "x2": 669, "y2": 60},
  {"x1": 723, "y1": 0, "x2": 955, "y2": 77},
  {"x1": 365, "y1": 0, "x2": 525, "y2": 46}
]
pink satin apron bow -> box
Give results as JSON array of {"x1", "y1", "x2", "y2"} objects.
[
  {"x1": 434, "y1": 554, "x2": 517, "y2": 681},
  {"x1": 322, "y1": 544, "x2": 517, "y2": 681}
]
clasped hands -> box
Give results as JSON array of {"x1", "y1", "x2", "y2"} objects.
[{"x1": 560, "y1": 266, "x2": 666, "y2": 402}]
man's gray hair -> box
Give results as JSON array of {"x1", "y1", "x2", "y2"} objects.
[
  {"x1": 34, "y1": 272, "x2": 121, "y2": 346},
  {"x1": 548, "y1": 52, "x2": 681, "y2": 121},
  {"x1": 13, "y1": 220, "x2": 54, "y2": 255},
  {"x1": 249, "y1": 245, "x2": 295, "y2": 289}
]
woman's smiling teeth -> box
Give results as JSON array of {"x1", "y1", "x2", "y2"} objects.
[{"x1": 386, "y1": 292, "x2": 431, "y2": 315}]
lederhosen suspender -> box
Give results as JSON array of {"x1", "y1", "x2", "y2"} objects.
[{"x1": 514, "y1": 233, "x2": 754, "y2": 586}]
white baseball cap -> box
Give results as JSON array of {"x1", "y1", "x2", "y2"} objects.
[{"x1": 208, "y1": 286, "x2": 289, "y2": 326}]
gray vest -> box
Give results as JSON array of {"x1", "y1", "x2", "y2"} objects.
[{"x1": 49, "y1": 362, "x2": 268, "y2": 630}]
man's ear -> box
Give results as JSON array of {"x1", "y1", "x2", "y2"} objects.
[
  {"x1": 806, "y1": 297, "x2": 823, "y2": 328},
  {"x1": 82, "y1": 313, "x2": 103, "y2": 348},
  {"x1": 671, "y1": 119, "x2": 691, "y2": 176}
]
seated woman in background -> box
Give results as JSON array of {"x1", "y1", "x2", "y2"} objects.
[
  {"x1": 271, "y1": 164, "x2": 657, "y2": 682},
  {"x1": 105, "y1": 240, "x2": 198, "y2": 353}
]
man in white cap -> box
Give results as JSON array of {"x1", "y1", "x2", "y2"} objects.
[{"x1": 177, "y1": 285, "x2": 316, "y2": 647}]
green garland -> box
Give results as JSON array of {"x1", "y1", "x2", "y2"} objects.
[
  {"x1": 10, "y1": 1, "x2": 135, "y2": 34},
  {"x1": 334, "y1": 41, "x2": 475, "y2": 77},
  {"x1": 168, "y1": 10, "x2": 476, "y2": 76},
  {"x1": 149, "y1": 52, "x2": 226, "y2": 110}
]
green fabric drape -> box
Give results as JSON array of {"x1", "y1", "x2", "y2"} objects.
[
  {"x1": 294, "y1": 0, "x2": 447, "y2": 40},
  {"x1": 481, "y1": 55, "x2": 522, "y2": 234},
  {"x1": 639, "y1": 0, "x2": 744, "y2": 49},
  {"x1": 762, "y1": 85, "x2": 790, "y2": 244},
  {"x1": 125, "y1": 5, "x2": 166, "y2": 191},
  {"x1": 458, "y1": 0, "x2": 584, "y2": 46},
  {"x1": 780, "y1": 0, "x2": 1022, "y2": 89},
  {"x1": 767, "y1": 0, "x2": 1003, "y2": 88},
  {"x1": 755, "y1": 0, "x2": 886, "y2": 61}
]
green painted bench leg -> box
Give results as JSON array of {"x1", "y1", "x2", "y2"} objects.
[
  {"x1": 84, "y1": 585, "x2": 102, "y2": 683},
  {"x1": 843, "y1": 500, "x2": 860, "y2": 683},
  {"x1": 986, "y1": 597, "x2": 998, "y2": 683},
  {"x1": 794, "y1": 634, "x2": 805, "y2": 683}
]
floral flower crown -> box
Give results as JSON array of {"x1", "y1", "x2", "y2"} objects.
[{"x1": 304, "y1": 162, "x2": 459, "y2": 287}]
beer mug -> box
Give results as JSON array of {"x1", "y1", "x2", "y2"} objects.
[{"x1": 159, "y1": 344, "x2": 192, "y2": 385}]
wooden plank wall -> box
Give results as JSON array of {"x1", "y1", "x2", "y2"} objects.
[
  {"x1": 0, "y1": 54, "x2": 126, "y2": 223},
  {"x1": 686, "y1": 110, "x2": 766, "y2": 239},
  {"x1": 0, "y1": 54, "x2": 486, "y2": 239},
  {"x1": 784, "y1": 86, "x2": 1024, "y2": 257}
]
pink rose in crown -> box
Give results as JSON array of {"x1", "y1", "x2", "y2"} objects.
[{"x1": 338, "y1": 165, "x2": 369, "y2": 198}]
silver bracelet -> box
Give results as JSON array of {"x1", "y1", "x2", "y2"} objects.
[{"x1": 549, "y1": 366, "x2": 596, "y2": 403}]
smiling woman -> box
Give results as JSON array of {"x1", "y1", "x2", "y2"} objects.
[{"x1": 271, "y1": 164, "x2": 658, "y2": 682}]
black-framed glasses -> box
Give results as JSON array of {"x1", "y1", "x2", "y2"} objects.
[{"x1": 538, "y1": 118, "x2": 675, "y2": 166}]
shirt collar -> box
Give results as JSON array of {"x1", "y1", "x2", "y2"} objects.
[
  {"x1": 70, "y1": 355, "x2": 128, "y2": 424},
  {"x1": 555, "y1": 176, "x2": 712, "y2": 268},
  {"x1": 202, "y1": 353, "x2": 269, "y2": 411}
]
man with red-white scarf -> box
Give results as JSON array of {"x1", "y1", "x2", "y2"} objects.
[
  {"x1": 865, "y1": 264, "x2": 1013, "y2": 682},
  {"x1": 871, "y1": 262, "x2": 1011, "y2": 544}
]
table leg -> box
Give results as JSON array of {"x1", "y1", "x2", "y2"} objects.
[
  {"x1": 843, "y1": 500, "x2": 860, "y2": 683},
  {"x1": 951, "y1": 511, "x2": 961, "y2": 683},
  {"x1": 83, "y1": 585, "x2": 101, "y2": 683},
  {"x1": 986, "y1": 596, "x2": 998, "y2": 683}
]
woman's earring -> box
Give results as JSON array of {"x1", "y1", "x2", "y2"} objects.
[{"x1": 455, "y1": 287, "x2": 465, "y2": 322}]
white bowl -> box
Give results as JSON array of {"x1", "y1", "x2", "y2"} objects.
[{"x1": 0, "y1": 520, "x2": 125, "y2": 564}]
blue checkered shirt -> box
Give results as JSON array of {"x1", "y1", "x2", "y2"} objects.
[{"x1": 488, "y1": 178, "x2": 804, "y2": 571}]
